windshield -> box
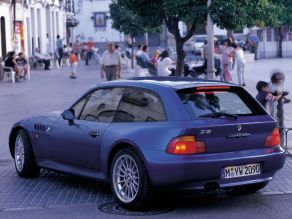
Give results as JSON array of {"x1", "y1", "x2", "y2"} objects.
[{"x1": 177, "y1": 86, "x2": 267, "y2": 119}]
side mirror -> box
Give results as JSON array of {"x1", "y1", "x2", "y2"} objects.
[{"x1": 61, "y1": 109, "x2": 75, "y2": 124}]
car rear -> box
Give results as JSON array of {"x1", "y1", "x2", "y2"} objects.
[{"x1": 147, "y1": 84, "x2": 285, "y2": 190}]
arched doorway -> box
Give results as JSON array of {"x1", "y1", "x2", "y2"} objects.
[{"x1": 1, "y1": 16, "x2": 7, "y2": 58}]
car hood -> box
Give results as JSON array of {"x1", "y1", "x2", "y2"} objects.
[{"x1": 14, "y1": 110, "x2": 63, "y2": 126}]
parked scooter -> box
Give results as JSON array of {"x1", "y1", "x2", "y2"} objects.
[{"x1": 185, "y1": 58, "x2": 221, "y2": 78}]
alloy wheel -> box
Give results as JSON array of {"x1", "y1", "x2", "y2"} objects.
[
  {"x1": 15, "y1": 135, "x2": 25, "y2": 172},
  {"x1": 112, "y1": 154, "x2": 140, "y2": 203}
]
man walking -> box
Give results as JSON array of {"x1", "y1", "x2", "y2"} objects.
[
  {"x1": 56, "y1": 35, "x2": 64, "y2": 66},
  {"x1": 85, "y1": 37, "x2": 94, "y2": 65},
  {"x1": 248, "y1": 30, "x2": 259, "y2": 60},
  {"x1": 100, "y1": 42, "x2": 123, "y2": 81}
]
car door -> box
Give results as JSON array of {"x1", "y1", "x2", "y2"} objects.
[{"x1": 50, "y1": 87, "x2": 125, "y2": 170}]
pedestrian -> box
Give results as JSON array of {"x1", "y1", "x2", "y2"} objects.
[
  {"x1": 269, "y1": 71, "x2": 290, "y2": 103},
  {"x1": 56, "y1": 35, "x2": 64, "y2": 67},
  {"x1": 4, "y1": 51, "x2": 20, "y2": 81},
  {"x1": 69, "y1": 51, "x2": 79, "y2": 79},
  {"x1": 140, "y1": 45, "x2": 151, "y2": 63},
  {"x1": 135, "y1": 44, "x2": 143, "y2": 57},
  {"x1": 221, "y1": 39, "x2": 235, "y2": 82},
  {"x1": 85, "y1": 37, "x2": 94, "y2": 65},
  {"x1": 256, "y1": 81, "x2": 283, "y2": 117},
  {"x1": 157, "y1": 50, "x2": 174, "y2": 76},
  {"x1": 16, "y1": 52, "x2": 29, "y2": 79},
  {"x1": 100, "y1": 42, "x2": 123, "y2": 81},
  {"x1": 46, "y1": 33, "x2": 51, "y2": 54},
  {"x1": 247, "y1": 30, "x2": 259, "y2": 60},
  {"x1": 232, "y1": 43, "x2": 246, "y2": 86},
  {"x1": 151, "y1": 49, "x2": 161, "y2": 69},
  {"x1": 34, "y1": 48, "x2": 51, "y2": 70},
  {"x1": 73, "y1": 39, "x2": 82, "y2": 60}
]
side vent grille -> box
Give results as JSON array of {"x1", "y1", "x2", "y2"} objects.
[{"x1": 34, "y1": 123, "x2": 46, "y2": 133}]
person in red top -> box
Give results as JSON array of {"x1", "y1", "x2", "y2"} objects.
[
  {"x1": 69, "y1": 51, "x2": 79, "y2": 79},
  {"x1": 85, "y1": 38, "x2": 94, "y2": 65}
]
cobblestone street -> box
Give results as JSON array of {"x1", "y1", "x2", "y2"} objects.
[{"x1": 0, "y1": 59, "x2": 292, "y2": 218}]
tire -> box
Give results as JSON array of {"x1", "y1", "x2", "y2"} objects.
[
  {"x1": 14, "y1": 129, "x2": 40, "y2": 178},
  {"x1": 230, "y1": 182, "x2": 269, "y2": 195},
  {"x1": 110, "y1": 148, "x2": 153, "y2": 210}
]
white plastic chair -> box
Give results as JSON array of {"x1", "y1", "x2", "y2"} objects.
[
  {"x1": 1, "y1": 62, "x2": 15, "y2": 83},
  {"x1": 26, "y1": 65, "x2": 31, "y2": 80}
]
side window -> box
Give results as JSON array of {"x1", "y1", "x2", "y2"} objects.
[
  {"x1": 72, "y1": 95, "x2": 89, "y2": 119},
  {"x1": 115, "y1": 88, "x2": 166, "y2": 122},
  {"x1": 78, "y1": 88, "x2": 125, "y2": 123}
]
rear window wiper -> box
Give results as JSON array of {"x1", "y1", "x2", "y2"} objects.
[{"x1": 199, "y1": 112, "x2": 238, "y2": 120}]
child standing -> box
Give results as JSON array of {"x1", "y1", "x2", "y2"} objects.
[
  {"x1": 269, "y1": 71, "x2": 290, "y2": 104},
  {"x1": 256, "y1": 81, "x2": 283, "y2": 118},
  {"x1": 69, "y1": 51, "x2": 79, "y2": 79}
]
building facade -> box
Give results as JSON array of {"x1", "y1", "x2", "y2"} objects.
[
  {"x1": 0, "y1": 0, "x2": 77, "y2": 59},
  {"x1": 0, "y1": 0, "x2": 14, "y2": 58},
  {"x1": 73, "y1": 0, "x2": 124, "y2": 47},
  {"x1": 257, "y1": 27, "x2": 292, "y2": 58}
]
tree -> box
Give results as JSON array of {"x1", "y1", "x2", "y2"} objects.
[
  {"x1": 109, "y1": 0, "x2": 160, "y2": 68},
  {"x1": 120, "y1": 0, "x2": 207, "y2": 76},
  {"x1": 269, "y1": 0, "x2": 292, "y2": 58},
  {"x1": 118, "y1": 0, "x2": 279, "y2": 76}
]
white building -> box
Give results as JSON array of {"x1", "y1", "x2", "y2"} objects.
[
  {"x1": 22, "y1": 0, "x2": 68, "y2": 57},
  {"x1": 0, "y1": 0, "x2": 14, "y2": 58},
  {"x1": 73, "y1": 0, "x2": 123, "y2": 44},
  {"x1": 0, "y1": 0, "x2": 72, "y2": 59},
  {"x1": 257, "y1": 27, "x2": 292, "y2": 58}
]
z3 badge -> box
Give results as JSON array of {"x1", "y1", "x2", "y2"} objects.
[{"x1": 199, "y1": 130, "x2": 212, "y2": 135}]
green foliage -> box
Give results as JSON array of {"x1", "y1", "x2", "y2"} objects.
[
  {"x1": 109, "y1": 0, "x2": 161, "y2": 36},
  {"x1": 210, "y1": 0, "x2": 281, "y2": 29},
  {"x1": 111, "y1": 0, "x2": 282, "y2": 75},
  {"x1": 272, "y1": 0, "x2": 292, "y2": 26}
]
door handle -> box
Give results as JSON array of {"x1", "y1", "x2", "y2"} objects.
[{"x1": 88, "y1": 131, "x2": 99, "y2": 137}]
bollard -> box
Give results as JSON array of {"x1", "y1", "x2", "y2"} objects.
[{"x1": 277, "y1": 98, "x2": 284, "y2": 147}]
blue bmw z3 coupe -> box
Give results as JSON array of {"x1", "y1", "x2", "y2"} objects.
[{"x1": 9, "y1": 77, "x2": 285, "y2": 209}]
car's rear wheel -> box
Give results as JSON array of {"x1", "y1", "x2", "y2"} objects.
[
  {"x1": 230, "y1": 181, "x2": 269, "y2": 195},
  {"x1": 14, "y1": 129, "x2": 40, "y2": 178},
  {"x1": 110, "y1": 148, "x2": 153, "y2": 209}
]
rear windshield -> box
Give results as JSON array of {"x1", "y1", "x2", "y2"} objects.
[{"x1": 177, "y1": 86, "x2": 267, "y2": 119}]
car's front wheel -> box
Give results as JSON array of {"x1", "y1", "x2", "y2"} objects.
[
  {"x1": 14, "y1": 129, "x2": 40, "y2": 178},
  {"x1": 110, "y1": 148, "x2": 153, "y2": 209}
]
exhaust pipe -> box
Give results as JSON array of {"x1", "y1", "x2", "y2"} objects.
[{"x1": 204, "y1": 182, "x2": 219, "y2": 192}]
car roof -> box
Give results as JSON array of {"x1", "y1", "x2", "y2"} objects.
[{"x1": 94, "y1": 77, "x2": 237, "y2": 90}]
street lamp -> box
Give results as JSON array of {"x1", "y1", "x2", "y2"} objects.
[{"x1": 206, "y1": 0, "x2": 215, "y2": 80}]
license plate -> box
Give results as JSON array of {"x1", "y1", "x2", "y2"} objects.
[{"x1": 224, "y1": 163, "x2": 261, "y2": 179}]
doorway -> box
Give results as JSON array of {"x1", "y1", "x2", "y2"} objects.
[{"x1": 1, "y1": 16, "x2": 7, "y2": 58}]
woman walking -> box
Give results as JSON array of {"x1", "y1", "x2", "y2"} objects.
[
  {"x1": 221, "y1": 39, "x2": 235, "y2": 82},
  {"x1": 232, "y1": 43, "x2": 246, "y2": 86}
]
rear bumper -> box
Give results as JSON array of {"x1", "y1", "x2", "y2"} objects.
[{"x1": 145, "y1": 146, "x2": 285, "y2": 189}]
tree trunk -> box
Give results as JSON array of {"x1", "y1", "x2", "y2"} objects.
[
  {"x1": 227, "y1": 30, "x2": 234, "y2": 42},
  {"x1": 278, "y1": 26, "x2": 283, "y2": 58},
  {"x1": 175, "y1": 38, "x2": 185, "y2": 76},
  {"x1": 163, "y1": 17, "x2": 195, "y2": 77}
]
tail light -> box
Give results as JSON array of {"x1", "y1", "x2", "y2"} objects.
[
  {"x1": 265, "y1": 128, "x2": 280, "y2": 147},
  {"x1": 166, "y1": 136, "x2": 206, "y2": 155}
]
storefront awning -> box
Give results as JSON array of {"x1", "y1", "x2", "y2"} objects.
[{"x1": 66, "y1": 17, "x2": 79, "y2": 27}]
